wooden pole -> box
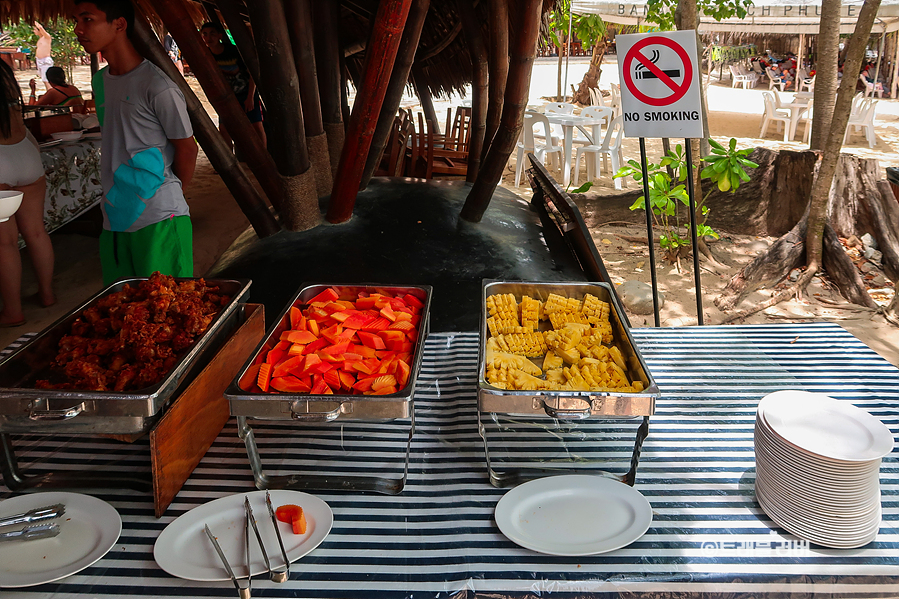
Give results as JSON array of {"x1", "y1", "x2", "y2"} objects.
[
  {"x1": 327, "y1": 0, "x2": 414, "y2": 224},
  {"x1": 360, "y1": 0, "x2": 430, "y2": 190},
  {"x1": 412, "y1": 66, "x2": 441, "y2": 136},
  {"x1": 892, "y1": 31, "x2": 899, "y2": 99},
  {"x1": 484, "y1": 0, "x2": 509, "y2": 153},
  {"x1": 459, "y1": 0, "x2": 487, "y2": 182},
  {"x1": 314, "y1": 1, "x2": 345, "y2": 176},
  {"x1": 216, "y1": 0, "x2": 262, "y2": 89},
  {"x1": 155, "y1": 0, "x2": 285, "y2": 213},
  {"x1": 460, "y1": 0, "x2": 541, "y2": 222},
  {"x1": 132, "y1": 11, "x2": 279, "y2": 238},
  {"x1": 90, "y1": 53, "x2": 99, "y2": 77},
  {"x1": 285, "y1": 0, "x2": 332, "y2": 197},
  {"x1": 245, "y1": 0, "x2": 319, "y2": 230}
]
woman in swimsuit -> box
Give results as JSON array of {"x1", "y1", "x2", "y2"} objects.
[
  {"x1": 28, "y1": 67, "x2": 84, "y2": 107},
  {"x1": 0, "y1": 61, "x2": 56, "y2": 327}
]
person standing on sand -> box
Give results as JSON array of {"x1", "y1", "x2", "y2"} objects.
[
  {"x1": 33, "y1": 22, "x2": 54, "y2": 92},
  {"x1": 200, "y1": 22, "x2": 266, "y2": 152},
  {"x1": 0, "y1": 60, "x2": 56, "y2": 327},
  {"x1": 74, "y1": 0, "x2": 198, "y2": 285}
]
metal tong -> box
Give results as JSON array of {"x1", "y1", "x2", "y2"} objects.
[
  {"x1": 245, "y1": 494, "x2": 290, "y2": 583},
  {"x1": 204, "y1": 519, "x2": 251, "y2": 599},
  {"x1": 0, "y1": 503, "x2": 65, "y2": 529},
  {"x1": 0, "y1": 523, "x2": 60, "y2": 542}
]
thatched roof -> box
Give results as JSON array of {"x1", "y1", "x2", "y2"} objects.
[{"x1": 2, "y1": 0, "x2": 556, "y2": 100}]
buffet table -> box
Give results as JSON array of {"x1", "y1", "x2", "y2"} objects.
[
  {"x1": 1, "y1": 322, "x2": 898, "y2": 597},
  {"x1": 36, "y1": 139, "x2": 102, "y2": 242}
]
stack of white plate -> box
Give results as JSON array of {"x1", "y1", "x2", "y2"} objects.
[{"x1": 755, "y1": 390, "x2": 895, "y2": 549}]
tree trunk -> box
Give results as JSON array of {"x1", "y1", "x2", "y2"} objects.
[
  {"x1": 460, "y1": 0, "x2": 542, "y2": 222},
  {"x1": 246, "y1": 0, "x2": 320, "y2": 232},
  {"x1": 314, "y1": 1, "x2": 345, "y2": 177},
  {"x1": 360, "y1": 0, "x2": 430, "y2": 189},
  {"x1": 132, "y1": 10, "x2": 280, "y2": 239},
  {"x1": 556, "y1": 40, "x2": 563, "y2": 100},
  {"x1": 573, "y1": 38, "x2": 607, "y2": 105},
  {"x1": 285, "y1": 0, "x2": 331, "y2": 197},
  {"x1": 413, "y1": 66, "x2": 441, "y2": 134},
  {"x1": 805, "y1": 0, "x2": 881, "y2": 269},
  {"x1": 459, "y1": 0, "x2": 487, "y2": 182},
  {"x1": 811, "y1": 0, "x2": 840, "y2": 150},
  {"x1": 484, "y1": 0, "x2": 509, "y2": 152},
  {"x1": 327, "y1": 0, "x2": 413, "y2": 224}
]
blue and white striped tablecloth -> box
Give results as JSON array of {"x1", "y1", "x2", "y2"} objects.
[{"x1": 2, "y1": 323, "x2": 898, "y2": 598}]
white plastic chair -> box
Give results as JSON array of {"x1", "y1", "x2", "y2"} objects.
[
  {"x1": 573, "y1": 115, "x2": 626, "y2": 190},
  {"x1": 760, "y1": 92, "x2": 791, "y2": 141},
  {"x1": 859, "y1": 74, "x2": 884, "y2": 98},
  {"x1": 771, "y1": 88, "x2": 791, "y2": 111},
  {"x1": 844, "y1": 99, "x2": 877, "y2": 148},
  {"x1": 571, "y1": 105, "x2": 613, "y2": 148},
  {"x1": 737, "y1": 63, "x2": 759, "y2": 87},
  {"x1": 543, "y1": 102, "x2": 576, "y2": 141},
  {"x1": 729, "y1": 65, "x2": 754, "y2": 89},
  {"x1": 797, "y1": 98, "x2": 814, "y2": 144},
  {"x1": 609, "y1": 83, "x2": 621, "y2": 118},
  {"x1": 766, "y1": 67, "x2": 786, "y2": 91},
  {"x1": 588, "y1": 87, "x2": 604, "y2": 107},
  {"x1": 514, "y1": 111, "x2": 564, "y2": 187}
]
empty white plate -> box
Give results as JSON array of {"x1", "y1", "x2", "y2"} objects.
[{"x1": 495, "y1": 475, "x2": 652, "y2": 556}]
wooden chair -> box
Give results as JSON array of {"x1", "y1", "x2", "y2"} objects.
[
  {"x1": 442, "y1": 106, "x2": 472, "y2": 152},
  {"x1": 410, "y1": 114, "x2": 469, "y2": 179},
  {"x1": 375, "y1": 108, "x2": 413, "y2": 177}
]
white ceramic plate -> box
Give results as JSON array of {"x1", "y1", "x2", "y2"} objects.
[
  {"x1": 154, "y1": 490, "x2": 332, "y2": 582},
  {"x1": 0, "y1": 492, "x2": 122, "y2": 588},
  {"x1": 757, "y1": 391, "x2": 894, "y2": 462},
  {"x1": 495, "y1": 475, "x2": 652, "y2": 556}
]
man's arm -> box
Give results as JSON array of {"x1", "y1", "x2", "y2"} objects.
[{"x1": 170, "y1": 137, "x2": 198, "y2": 191}]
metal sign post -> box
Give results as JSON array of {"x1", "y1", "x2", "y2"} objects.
[{"x1": 617, "y1": 30, "x2": 707, "y2": 326}]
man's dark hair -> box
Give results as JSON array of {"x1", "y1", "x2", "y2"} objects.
[
  {"x1": 200, "y1": 22, "x2": 226, "y2": 36},
  {"x1": 74, "y1": 0, "x2": 135, "y2": 35}
]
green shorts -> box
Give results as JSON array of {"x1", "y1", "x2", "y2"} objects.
[{"x1": 99, "y1": 216, "x2": 193, "y2": 286}]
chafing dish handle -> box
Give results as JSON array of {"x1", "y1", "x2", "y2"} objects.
[
  {"x1": 29, "y1": 402, "x2": 86, "y2": 421},
  {"x1": 289, "y1": 401, "x2": 342, "y2": 422},
  {"x1": 540, "y1": 396, "x2": 592, "y2": 420}
]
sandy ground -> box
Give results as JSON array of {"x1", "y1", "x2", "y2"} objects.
[{"x1": 4, "y1": 57, "x2": 899, "y2": 368}]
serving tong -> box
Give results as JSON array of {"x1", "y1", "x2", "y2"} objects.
[
  {"x1": 204, "y1": 492, "x2": 292, "y2": 597},
  {"x1": 0, "y1": 503, "x2": 65, "y2": 543}
]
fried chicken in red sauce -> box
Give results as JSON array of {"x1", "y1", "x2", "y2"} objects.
[{"x1": 35, "y1": 273, "x2": 231, "y2": 392}]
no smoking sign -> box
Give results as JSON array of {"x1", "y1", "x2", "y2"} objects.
[{"x1": 616, "y1": 30, "x2": 705, "y2": 139}]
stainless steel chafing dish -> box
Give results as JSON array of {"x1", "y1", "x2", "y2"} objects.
[
  {"x1": 227, "y1": 284, "x2": 432, "y2": 421},
  {"x1": 0, "y1": 277, "x2": 251, "y2": 435},
  {"x1": 226, "y1": 284, "x2": 431, "y2": 495},
  {"x1": 477, "y1": 281, "x2": 658, "y2": 419}
]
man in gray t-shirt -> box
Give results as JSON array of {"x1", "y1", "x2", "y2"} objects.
[{"x1": 74, "y1": 0, "x2": 198, "y2": 285}]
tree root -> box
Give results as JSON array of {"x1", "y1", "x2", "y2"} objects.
[{"x1": 721, "y1": 268, "x2": 818, "y2": 324}]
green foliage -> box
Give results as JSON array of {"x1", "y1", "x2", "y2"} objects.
[
  {"x1": 615, "y1": 139, "x2": 757, "y2": 256},
  {"x1": 644, "y1": 0, "x2": 754, "y2": 31},
  {"x1": 6, "y1": 19, "x2": 84, "y2": 84},
  {"x1": 570, "y1": 181, "x2": 594, "y2": 194},
  {"x1": 546, "y1": 1, "x2": 609, "y2": 50}
]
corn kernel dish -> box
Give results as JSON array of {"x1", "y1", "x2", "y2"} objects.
[{"x1": 484, "y1": 292, "x2": 645, "y2": 393}]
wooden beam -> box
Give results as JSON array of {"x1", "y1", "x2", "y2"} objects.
[
  {"x1": 361, "y1": 0, "x2": 430, "y2": 189},
  {"x1": 132, "y1": 10, "x2": 279, "y2": 238},
  {"x1": 216, "y1": 0, "x2": 262, "y2": 90},
  {"x1": 245, "y1": 0, "x2": 309, "y2": 176},
  {"x1": 460, "y1": 0, "x2": 541, "y2": 222},
  {"x1": 314, "y1": 0, "x2": 345, "y2": 175},
  {"x1": 327, "y1": 0, "x2": 414, "y2": 224},
  {"x1": 459, "y1": 0, "x2": 487, "y2": 182},
  {"x1": 484, "y1": 0, "x2": 509, "y2": 153},
  {"x1": 412, "y1": 66, "x2": 440, "y2": 134},
  {"x1": 155, "y1": 0, "x2": 285, "y2": 213}
]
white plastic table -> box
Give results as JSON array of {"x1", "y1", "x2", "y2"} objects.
[{"x1": 544, "y1": 113, "x2": 608, "y2": 187}]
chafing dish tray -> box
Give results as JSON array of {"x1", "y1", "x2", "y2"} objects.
[
  {"x1": 0, "y1": 277, "x2": 250, "y2": 435},
  {"x1": 477, "y1": 281, "x2": 658, "y2": 418},
  {"x1": 227, "y1": 284, "x2": 432, "y2": 422}
]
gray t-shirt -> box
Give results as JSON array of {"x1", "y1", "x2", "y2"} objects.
[{"x1": 95, "y1": 60, "x2": 192, "y2": 232}]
